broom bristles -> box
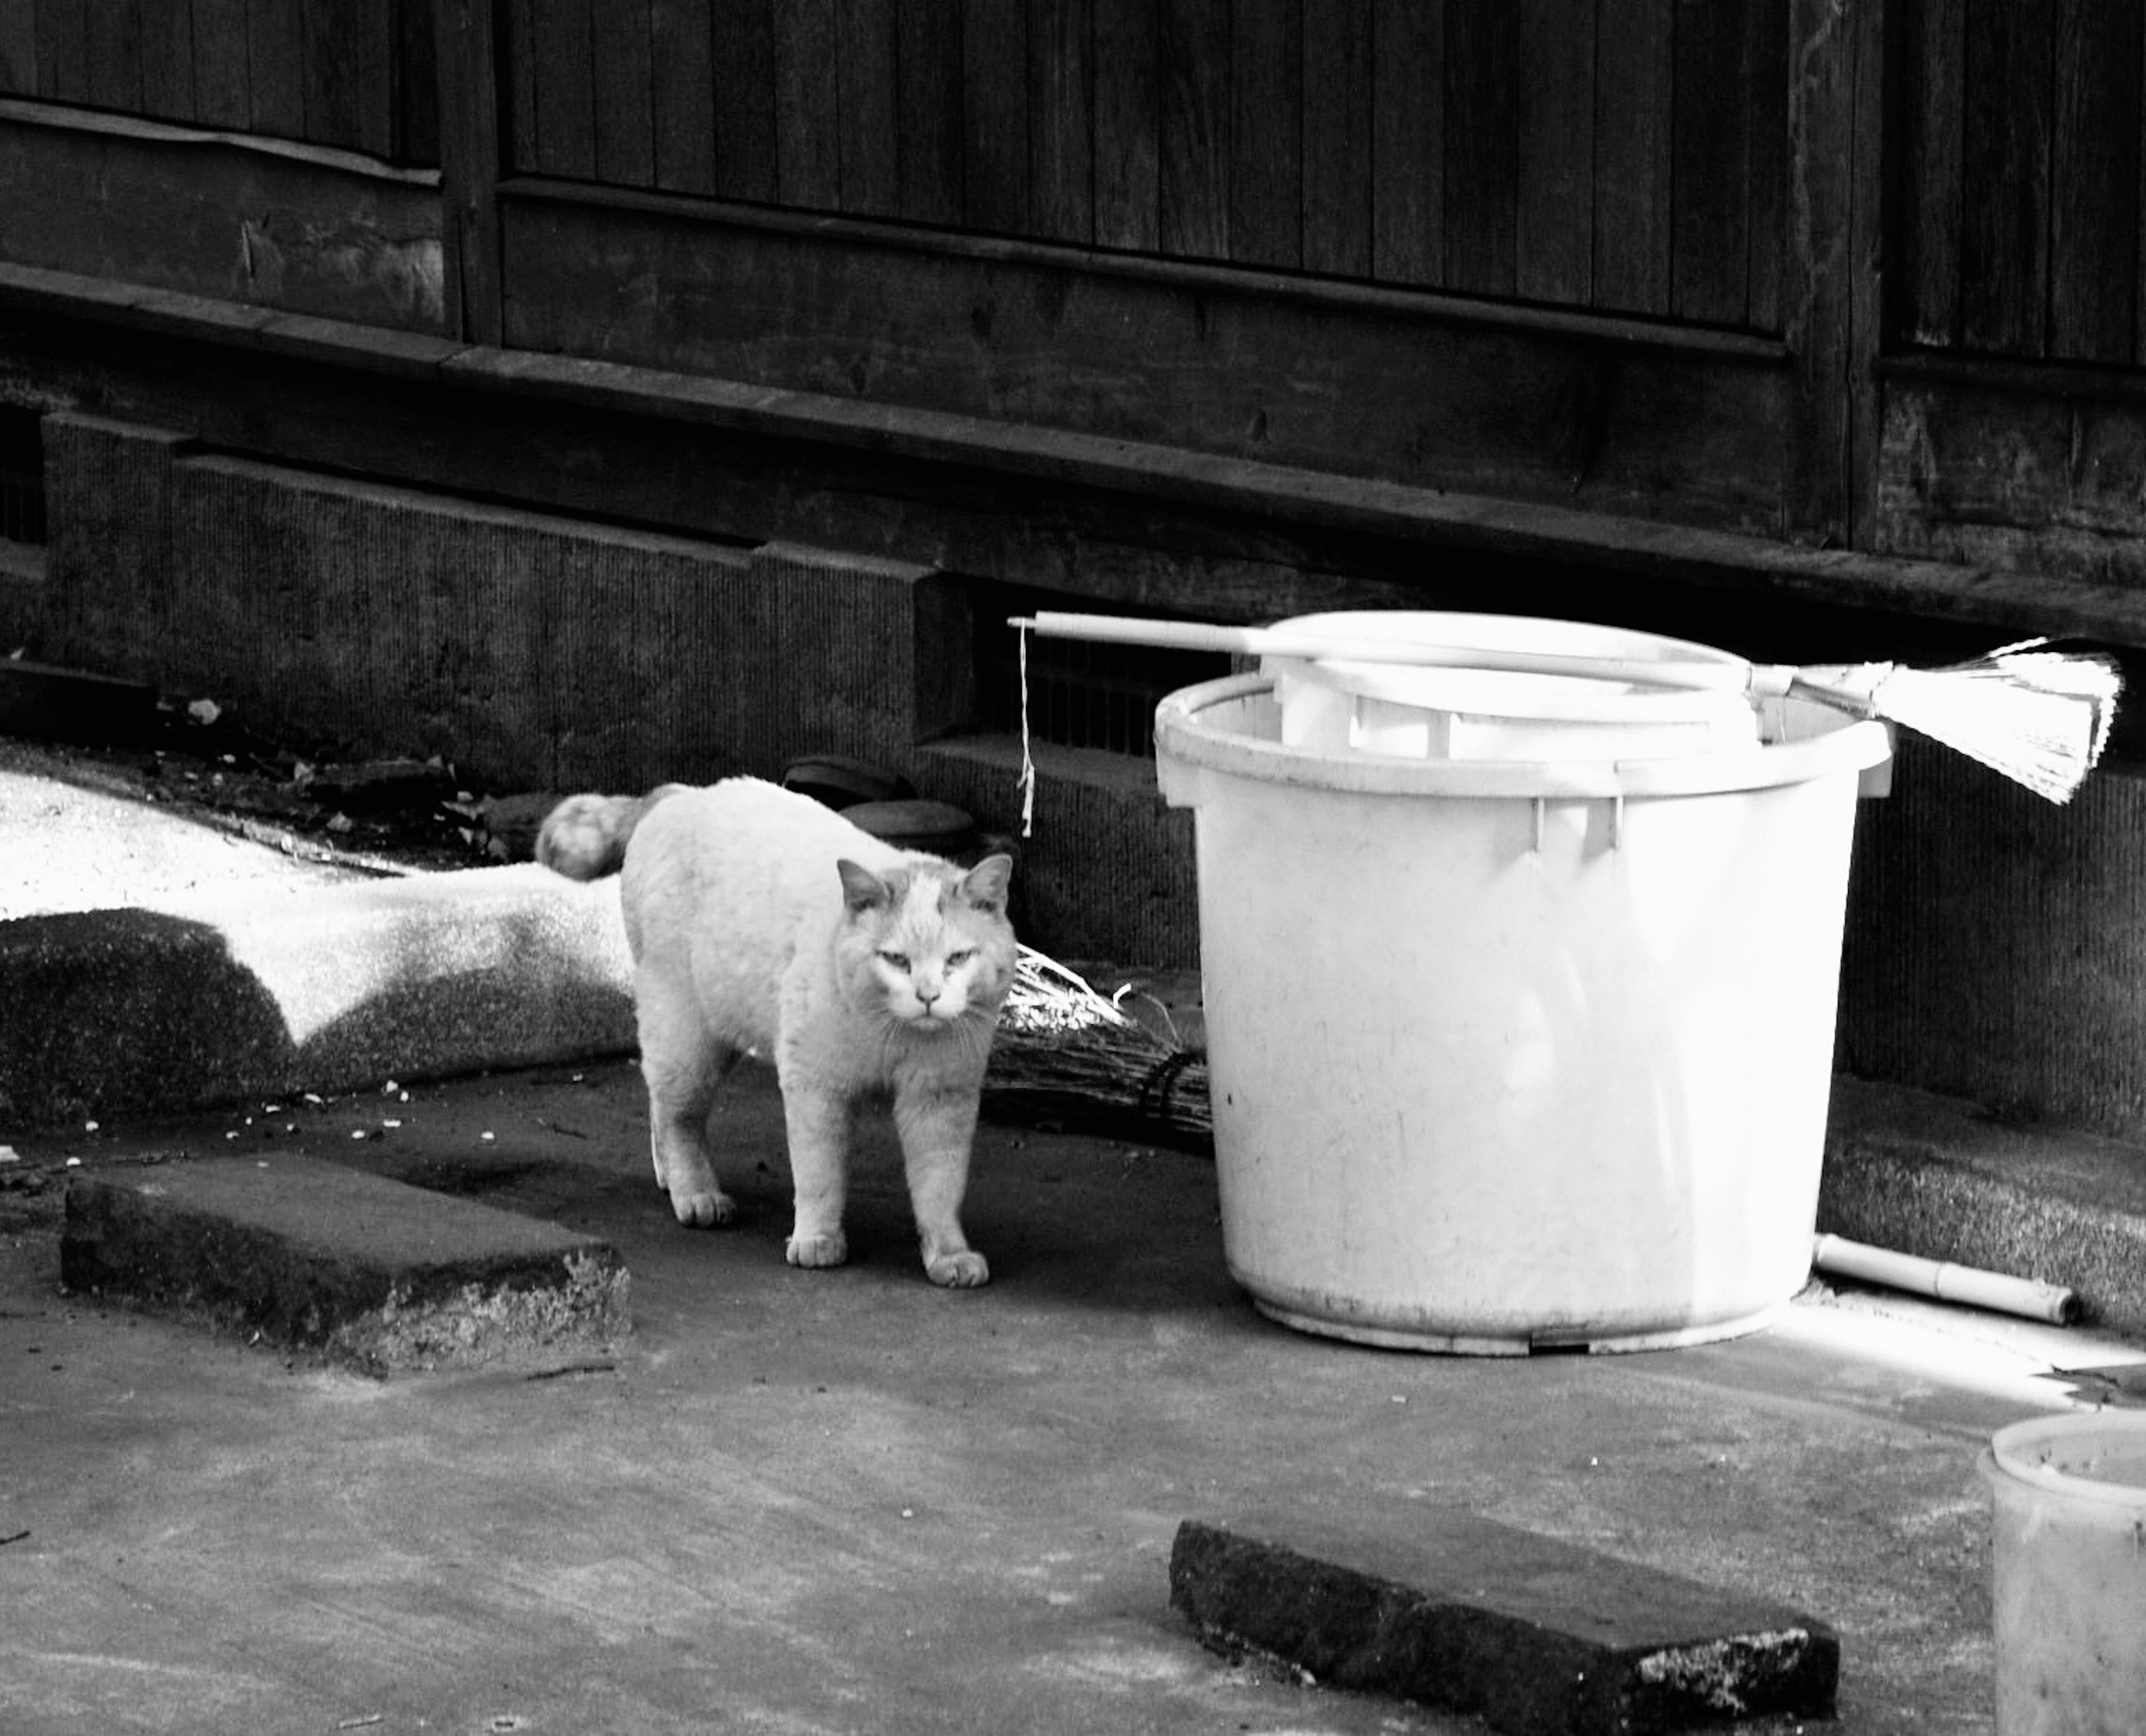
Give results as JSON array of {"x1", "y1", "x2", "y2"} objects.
[
  {"x1": 989, "y1": 946, "x2": 1210, "y2": 1141},
  {"x1": 1863, "y1": 642, "x2": 2122, "y2": 803}
]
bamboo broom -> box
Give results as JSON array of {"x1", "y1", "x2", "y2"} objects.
[
  {"x1": 988, "y1": 945, "x2": 1210, "y2": 1145},
  {"x1": 1013, "y1": 611, "x2": 2124, "y2": 804}
]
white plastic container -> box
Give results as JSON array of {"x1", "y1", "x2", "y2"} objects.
[
  {"x1": 1266, "y1": 611, "x2": 1762, "y2": 762},
  {"x1": 1981, "y1": 1413, "x2": 2146, "y2": 1735},
  {"x1": 1154, "y1": 660, "x2": 1891, "y2": 1353}
]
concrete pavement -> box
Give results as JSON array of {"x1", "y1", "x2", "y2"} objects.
[{"x1": 6, "y1": 1055, "x2": 2145, "y2": 1734}]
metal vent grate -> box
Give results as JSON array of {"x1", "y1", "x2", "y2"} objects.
[
  {"x1": 0, "y1": 410, "x2": 44, "y2": 545},
  {"x1": 974, "y1": 591, "x2": 1229, "y2": 758}
]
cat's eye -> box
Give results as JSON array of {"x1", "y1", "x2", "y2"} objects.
[
  {"x1": 879, "y1": 950, "x2": 910, "y2": 972},
  {"x1": 946, "y1": 948, "x2": 975, "y2": 969}
]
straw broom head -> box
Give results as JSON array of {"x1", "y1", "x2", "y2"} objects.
[
  {"x1": 989, "y1": 946, "x2": 1210, "y2": 1143},
  {"x1": 1807, "y1": 640, "x2": 2123, "y2": 804}
]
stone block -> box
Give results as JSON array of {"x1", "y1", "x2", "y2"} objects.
[
  {"x1": 61, "y1": 1154, "x2": 629, "y2": 1373},
  {"x1": 1169, "y1": 1516, "x2": 1838, "y2": 1735},
  {"x1": 756, "y1": 541, "x2": 970, "y2": 771},
  {"x1": 1822, "y1": 1075, "x2": 2146, "y2": 1338}
]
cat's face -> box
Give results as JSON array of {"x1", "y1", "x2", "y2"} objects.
[{"x1": 835, "y1": 855, "x2": 1016, "y2": 1031}]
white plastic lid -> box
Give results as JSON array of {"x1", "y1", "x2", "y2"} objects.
[{"x1": 1264, "y1": 610, "x2": 1755, "y2": 727}]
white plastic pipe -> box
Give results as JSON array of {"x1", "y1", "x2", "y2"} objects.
[
  {"x1": 1013, "y1": 610, "x2": 1799, "y2": 695},
  {"x1": 1811, "y1": 1233, "x2": 2082, "y2": 1326}
]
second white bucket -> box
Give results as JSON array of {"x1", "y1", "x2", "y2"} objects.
[
  {"x1": 1981, "y1": 1413, "x2": 2146, "y2": 1735},
  {"x1": 1154, "y1": 641, "x2": 1891, "y2": 1353}
]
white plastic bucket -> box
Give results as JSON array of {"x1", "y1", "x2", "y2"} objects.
[
  {"x1": 1155, "y1": 662, "x2": 1891, "y2": 1353},
  {"x1": 1266, "y1": 611, "x2": 1761, "y2": 762},
  {"x1": 1981, "y1": 1413, "x2": 2146, "y2": 1735}
]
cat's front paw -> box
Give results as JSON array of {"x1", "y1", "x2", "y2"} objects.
[
  {"x1": 670, "y1": 1185, "x2": 737, "y2": 1229},
  {"x1": 925, "y1": 1249, "x2": 990, "y2": 1289},
  {"x1": 785, "y1": 1230, "x2": 848, "y2": 1269}
]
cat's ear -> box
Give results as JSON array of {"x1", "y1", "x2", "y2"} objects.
[
  {"x1": 959, "y1": 853, "x2": 1013, "y2": 916},
  {"x1": 837, "y1": 859, "x2": 892, "y2": 912}
]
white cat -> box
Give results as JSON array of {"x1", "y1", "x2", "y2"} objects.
[{"x1": 537, "y1": 777, "x2": 1017, "y2": 1287}]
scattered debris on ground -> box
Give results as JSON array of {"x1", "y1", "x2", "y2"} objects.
[{"x1": 0, "y1": 669, "x2": 544, "y2": 876}]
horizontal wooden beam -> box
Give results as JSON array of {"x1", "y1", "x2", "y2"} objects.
[
  {"x1": 496, "y1": 175, "x2": 1793, "y2": 367},
  {"x1": 0, "y1": 96, "x2": 440, "y2": 187},
  {"x1": 1883, "y1": 346, "x2": 2146, "y2": 407},
  {"x1": 495, "y1": 205, "x2": 1792, "y2": 534},
  {"x1": 4, "y1": 258, "x2": 2144, "y2": 649}
]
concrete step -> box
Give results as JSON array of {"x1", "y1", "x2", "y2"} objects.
[
  {"x1": 61, "y1": 1152, "x2": 630, "y2": 1374},
  {"x1": 1820, "y1": 1075, "x2": 2146, "y2": 1340},
  {"x1": 1169, "y1": 1515, "x2": 1836, "y2": 1734}
]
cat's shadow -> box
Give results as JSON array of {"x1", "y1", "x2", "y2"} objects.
[{"x1": 672, "y1": 1068, "x2": 1242, "y2": 1312}]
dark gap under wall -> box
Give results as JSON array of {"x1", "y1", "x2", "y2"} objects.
[{"x1": 970, "y1": 581, "x2": 1233, "y2": 758}]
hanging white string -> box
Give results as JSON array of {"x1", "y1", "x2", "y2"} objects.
[{"x1": 1015, "y1": 621, "x2": 1037, "y2": 836}]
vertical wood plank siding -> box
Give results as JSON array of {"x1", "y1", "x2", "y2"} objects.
[
  {"x1": 1515, "y1": 0, "x2": 1592, "y2": 307},
  {"x1": 1368, "y1": 0, "x2": 1442, "y2": 287},
  {"x1": 20, "y1": 3, "x2": 2143, "y2": 368},
  {"x1": 1226, "y1": 0, "x2": 1300, "y2": 269},
  {"x1": 83, "y1": 0, "x2": 141, "y2": 113},
  {"x1": 1440, "y1": 0, "x2": 1518, "y2": 297},
  {"x1": 895, "y1": 0, "x2": 962, "y2": 224},
  {"x1": 1897, "y1": 0, "x2": 2146, "y2": 365},
  {"x1": 1091, "y1": 0, "x2": 1157, "y2": 250},
  {"x1": 476, "y1": 0, "x2": 1798, "y2": 330},
  {"x1": 591, "y1": 0, "x2": 658, "y2": 189},
  {"x1": 1592, "y1": 0, "x2": 1672, "y2": 315},
  {"x1": 960, "y1": 0, "x2": 1027, "y2": 232},
  {"x1": 1299, "y1": 0, "x2": 1368, "y2": 279},
  {"x1": 2047, "y1": 0, "x2": 2139, "y2": 364},
  {"x1": 835, "y1": 0, "x2": 899, "y2": 219},
  {"x1": 709, "y1": 0, "x2": 776, "y2": 202},
  {"x1": 1028, "y1": 0, "x2": 1094, "y2": 244},
  {"x1": 1157, "y1": 0, "x2": 1227, "y2": 256},
  {"x1": 0, "y1": 1, "x2": 438, "y2": 160},
  {"x1": 649, "y1": 0, "x2": 717, "y2": 196}
]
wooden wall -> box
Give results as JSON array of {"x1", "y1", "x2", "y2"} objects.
[
  {"x1": 0, "y1": 0, "x2": 2139, "y2": 594},
  {"x1": 0, "y1": 0, "x2": 439, "y2": 164},
  {"x1": 0, "y1": 0, "x2": 1857, "y2": 540},
  {"x1": 1879, "y1": 2, "x2": 2146, "y2": 586},
  {"x1": 501, "y1": 0, "x2": 1788, "y2": 332},
  {"x1": 0, "y1": 2, "x2": 2135, "y2": 545}
]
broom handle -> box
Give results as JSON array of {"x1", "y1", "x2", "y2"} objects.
[{"x1": 1014, "y1": 611, "x2": 1777, "y2": 694}]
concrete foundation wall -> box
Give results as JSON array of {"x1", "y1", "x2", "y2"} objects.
[
  {"x1": 1841, "y1": 736, "x2": 2146, "y2": 1138},
  {"x1": 31, "y1": 410, "x2": 1199, "y2": 968},
  {"x1": 43, "y1": 413, "x2": 770, "y2": 791},
  {"x1": 923, "y1": 736, "x2": 1201, "y2": 971}
]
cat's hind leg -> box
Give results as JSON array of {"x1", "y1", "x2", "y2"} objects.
[{"x1": 636, "y1": 972, "x2": 741, "y2": 1228}]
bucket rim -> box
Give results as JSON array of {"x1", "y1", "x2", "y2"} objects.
[
  {"x1": 1982, "y1": 1411, "x2": 2146, "y2": 1508},
  {"x1": 1154, "y1": 673, "x2": 1892, "y2": 800}
]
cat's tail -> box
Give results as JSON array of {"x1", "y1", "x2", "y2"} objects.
[{"x1": 535, "y1": 784, "x2": 690, "y2": 880}]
